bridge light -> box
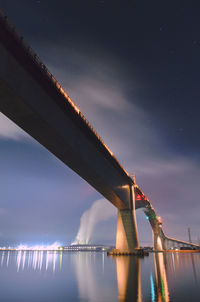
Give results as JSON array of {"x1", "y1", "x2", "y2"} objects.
[
  {"x1": 120, "y1": 184, "x2": 129, "y2": 189},
  {"x1": 157, "y1": 216, "x2": 162, "y2": 225},
  {"x1": 104, "y1": 144, "x2": 113, "y2": 156},
  {"x1": 135, "y1": 194, "x2": 142, "y2": 201}
]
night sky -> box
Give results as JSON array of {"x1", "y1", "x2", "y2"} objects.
[{"x1": 0, "y1": 0, "x2": 200, "y2": 246}]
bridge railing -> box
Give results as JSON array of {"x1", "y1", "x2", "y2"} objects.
[{"x1": 0, "y1": 9, "x2": 132, "y2": 183}]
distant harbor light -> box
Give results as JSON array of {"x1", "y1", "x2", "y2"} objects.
[{"x1": 0, "y1": 242, "x2": 61, "y2": 251}]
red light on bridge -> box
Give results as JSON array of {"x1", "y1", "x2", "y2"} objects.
[
  {"x1": 135, "y1": 194, "x2": 142, "y2": 201},
  {"x1": 135, "y1": 193, "x2": 148, "y2": 201}
]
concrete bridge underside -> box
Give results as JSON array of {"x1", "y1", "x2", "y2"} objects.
[
  {"x1": 0, "y1": 11, "x2": 134, "y2": 211},
  {"x1": 0, "y1": 10, "x2": 139, "y2": 252}
]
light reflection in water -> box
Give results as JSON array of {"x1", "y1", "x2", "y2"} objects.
[
  {"x1": 1, "y1": 250, "x2": 63, "y2": 272},
  {"x1": 150, "y1": 252, "x2": 199, "y2": 301},
  {"x1": 150, "y1": 272, "x2": 156, "y2": 302},
  {"x1": 6, "y1": 251, "x2": 10, "y2": 267},
  {"x1": 115, "y1": 256, "x2": 142, "y2": 302},
  {"x1": 0, "y1": 250, "x2": 199, "y2": 302},
  {"x1": 115, "y1": 252, "x2": 171, "y2": 302},
  {"x1": 72, "y1": 252, "x2": 118, "y2": 302},
  {"x1": 1, "y1": 251, "x2": 5, "y2": 266},
  {"x1": 154, "y1": 253, "x2": 170, "y2": 302},
  {"x1": 190, "y1": 253, "x2": 197, "y2": 284}
]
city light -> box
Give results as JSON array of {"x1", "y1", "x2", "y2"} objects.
[{"x1": 15, "y1": 242, "x2": 61, "y2": 251}]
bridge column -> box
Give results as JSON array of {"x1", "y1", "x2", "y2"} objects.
[
  {"x1": 153, "y1": 233, "x2": 158, "y2": 251},
  {"x1": 162, "y1": 239, "x2": 166, "y2": 250},
  {"x1": 161, "y1": 238, "x2": 168, "y2": 251},
  {"x1": 153, "y1": 233, "x2": 164, "y2": 251},
  {"x1": 116, "y1": 209, "x2": 139, "y2": 253},
  {"x1": 164, "y1": 240, "x2": 170, "y2": 250}
]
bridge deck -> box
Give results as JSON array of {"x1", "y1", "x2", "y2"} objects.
[{"x1": 0, "y1": 10, "x2": 133, "y2": 210}]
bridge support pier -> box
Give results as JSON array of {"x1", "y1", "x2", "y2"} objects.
[
  {"x1": 153, "y1": 233, "x2": 165, "y2": 251},
  {"x1": 165, "y1": 240, "x2": 170, "y2": 250},
  {"x1": 161, "y1": 238, "x2": 167, "y2": 251},
  {"x1": 116, "y1": 209, "x2": 139, "y2": 253}
]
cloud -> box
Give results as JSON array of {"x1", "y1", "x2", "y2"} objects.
[
  {"x1": 40, "y1": 44, "x2": 158, "y2": 154},
  {"x1": 39, "y1": 42, "x2": 200, "y2": 175},
  {"x1": 0, "y1": 113, "x2": 28, "y2": 141}
]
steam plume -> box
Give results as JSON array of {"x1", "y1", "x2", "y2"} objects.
[{"x1": 72, "y1": 198, "x2": 116, "y2": 245}]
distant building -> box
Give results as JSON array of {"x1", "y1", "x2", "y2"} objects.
[{"x1": 60, "y1": 244, "x2": 113, "y2": 252}]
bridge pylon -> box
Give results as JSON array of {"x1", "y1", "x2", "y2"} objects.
[
  {"x1": 153, "y1": 233, "x2": 165, "y2": 251},
  {"x1": 115, "y1": 185, "x2": 139, "y2": 253}
]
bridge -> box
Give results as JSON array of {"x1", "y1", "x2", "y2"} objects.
[
  {"x1": 0, "y1": 9, "x2": 199, "y2": 253},
  {"x1": 135, "y1": 186, "x2": 200, "y2": 251}
]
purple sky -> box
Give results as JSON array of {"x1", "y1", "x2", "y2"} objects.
[{"x1": 0, "y1": 0, "x2": 200, "y2": 246}]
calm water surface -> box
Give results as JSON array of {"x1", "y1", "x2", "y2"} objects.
[{"x1": 0, "y1": 251, "x2": 199, "y2": 301}]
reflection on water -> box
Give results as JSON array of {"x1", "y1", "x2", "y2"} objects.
[
  {"x1": 115, "y1": 252, "x2": 169, "y2": 302},
  {"x1": 149, "y1": 252, "x2": 200, "y2": 302},
  {"x1": 72, "y1": 252, "x2": 118, "y2": 302},
  {"x1": 0, "y1": 251, "x2": 199, "y2": 302},
  {"x1": 153, "y1": 253, "x2": 170, "y2": 302},
  {"x1": 116, "y1": 256, "x2": 142, "y2": 302},
  {"x1": 1, "y1": 250, "x2": 61, "y2": 272}
]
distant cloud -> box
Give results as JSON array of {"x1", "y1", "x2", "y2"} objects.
[{"x1": 0, "y1": 113, "x2": 28, "y2": 140}]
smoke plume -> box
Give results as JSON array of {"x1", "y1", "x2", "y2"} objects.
[{"x1": 72, "y1": 198, "x2": 116, "y2": 245}]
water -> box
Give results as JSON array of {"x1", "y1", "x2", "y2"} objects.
[{"x1": 0, "y1": 251, "x2": 199, "y2": 301}]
